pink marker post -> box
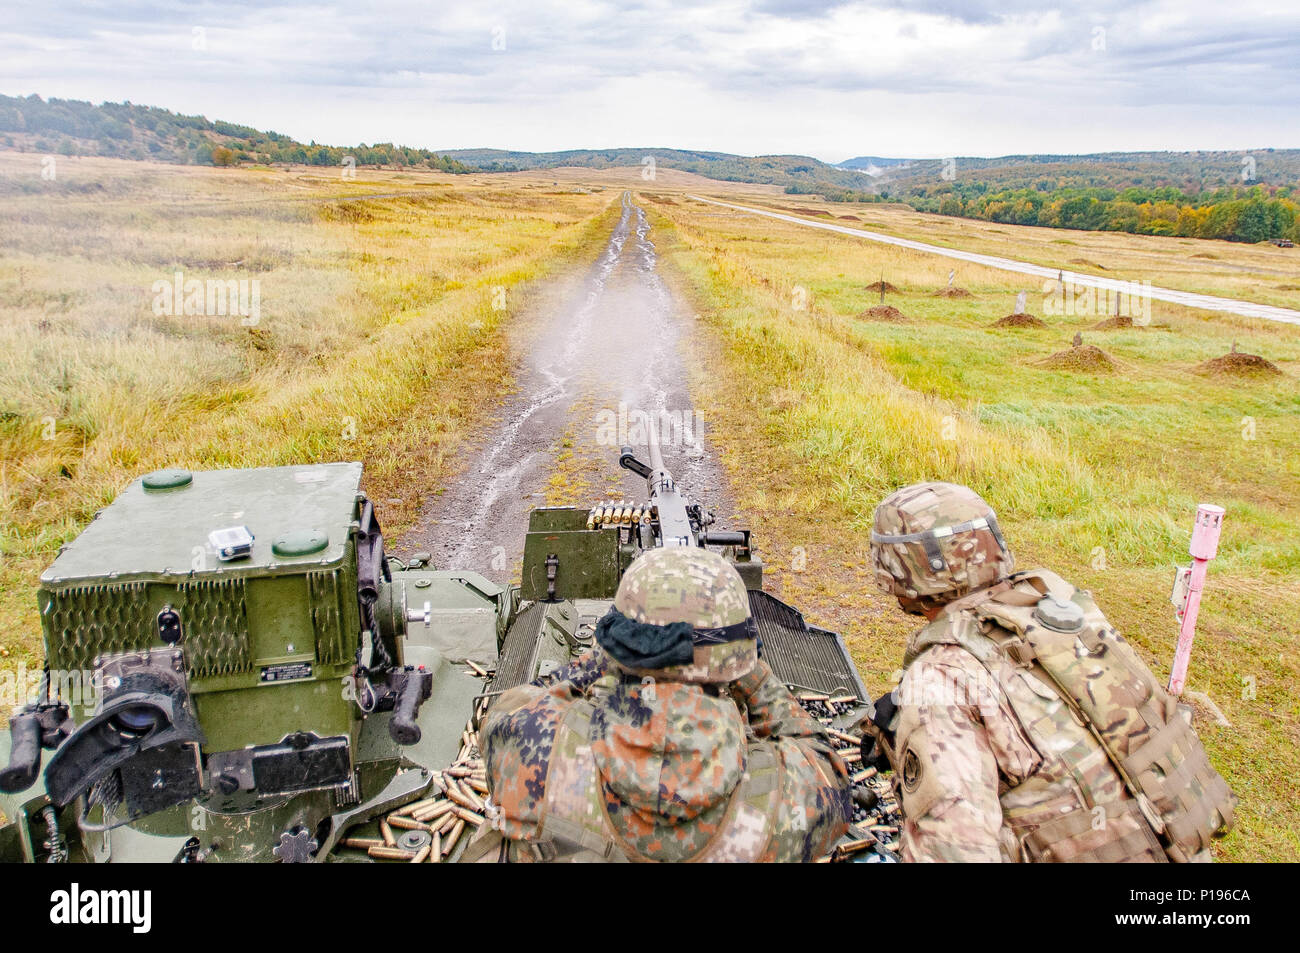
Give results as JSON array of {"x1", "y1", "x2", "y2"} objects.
[{"x1": 1167, "y1": 504, "x2": 1225, "y2": 696}]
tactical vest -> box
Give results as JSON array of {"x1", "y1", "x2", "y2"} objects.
[
  {"x1": 906, "y1": 569, "x2": 1235, "y2": 863},
  {"x1": 464, "y1": 697, "x2": 782, "y2": 863}
]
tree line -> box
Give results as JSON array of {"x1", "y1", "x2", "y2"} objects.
[
  {"x1": 899, "y1": 183, "x2": 1300, "y2": 243},
  {"x1": 0, "y1": 95, "x2": 472, "y2": 173}
]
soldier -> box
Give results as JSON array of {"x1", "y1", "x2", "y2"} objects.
[
  {"x1": 464, "y1": 546, "x2": 850, "y2": 862},
  {"x1": 865, "y1": 481, "x2": 1235, "y2": 863}
]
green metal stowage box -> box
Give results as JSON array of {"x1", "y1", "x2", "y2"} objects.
[{"x1": 39, "y1": 463, "x2": 367, "y2": 753}]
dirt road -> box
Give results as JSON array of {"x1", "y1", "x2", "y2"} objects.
[
  {"x1": 690, "y1": 195, "x2": 1300, "y2": 327},
  {"x1": 404, "y1": 192, "x2": 733, "y2": 579}
]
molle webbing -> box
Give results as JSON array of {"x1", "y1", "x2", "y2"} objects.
[
  {"x1": 959, "y1": 571, "x2": 1235, "y2": 862},
  {"x1": 1020, "y1": 799, "x2": 1166, "y2": 863},
  {"x1": 1122, "y1": 710, "x2": 1235, "y2": 861}
]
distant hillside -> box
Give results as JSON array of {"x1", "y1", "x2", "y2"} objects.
[
  {"x1": 0, "y1": 94, "x2": 472, "y2": 172},
  {"x1": 875, "y1": 151, "x2": 1300, "y2": 194},
  {"x1": 838, "y1": 155, "x2": 915, "y2": 174},
  {"x1": 441, "y1": 147, "x2": 869, "y2": 192}
]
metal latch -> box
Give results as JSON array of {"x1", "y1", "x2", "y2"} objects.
[{"x1": 545, "y1": 553, "x2": 559, "y2": 601}]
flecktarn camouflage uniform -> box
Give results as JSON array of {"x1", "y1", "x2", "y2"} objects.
[
  {"x1": 871, "y1": 482, "x2": 1235, "y2": 863},
  {"x1": 464, "y1": 547, "x2": 850, "y2": 862}
]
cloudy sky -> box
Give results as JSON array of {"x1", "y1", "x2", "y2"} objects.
[{"x1": 2, "y1": 1, "x2": 1297, "y2": 161}]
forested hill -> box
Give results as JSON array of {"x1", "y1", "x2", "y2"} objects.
[
  {"x1": 440, "y1": 147, "x2": 870, "y2": 190},
  {"x1": 0, "y1": 94, "x2": 472, "y2": 172},
  {"x1": 865, "y1": 152, "x2": 1300, "y2": 243}
]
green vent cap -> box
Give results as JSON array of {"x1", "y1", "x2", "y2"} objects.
[
  {"x1": 272, "y1": 529, "x2": 329, "y2": 558},
  {"x1": 142, "y1": 469, "x2": 193, "y2": 491}
]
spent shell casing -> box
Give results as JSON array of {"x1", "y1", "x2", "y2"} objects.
[
  {"x1": 368, "y1": 846, "x2": 417, "y2": 861},
  {"x1": 442, "y1": 818, "x2": 466, "y2": 856},
  {"x1": 851, "y1": 767, "x2": 878, "y2": 782},
  {"x1": 446, "y1": 785, "x2": 478, "y2": 812},
  {"x1": 388, "y1": 815, "x2": 434, "y2": 833},
  {"x1": 457, "y1": 780, "x2": 485, "y2": 811},
  {"x1": 431, "y1": 832, "x2": 442, "y2": 862},
  {"x1": 397, "y1": 797, "x2": 441, "y2": 817},
  {"x1": 411, "y1": 844, "x2": 432, "y2": 864},
  {"x1": 413, "y1": 800, "x2": 456, "y2": 823},
  {"x1": 343, "y1": 837, "x2": 385, "y2": 850},
  {"x1": 379, "y1": 819, "x2": 396, "y2": 847},
  {"x1": 453, "y1": 805, "x2": 485, "y2": 826}
]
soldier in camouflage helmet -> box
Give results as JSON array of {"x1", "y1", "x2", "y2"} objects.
[
  {"x1": 867, "y1": 482, "x2": 1235, "y2": 863},
  {"x1": 464, "y1": 546, "x2": 851, "y2": 862}
]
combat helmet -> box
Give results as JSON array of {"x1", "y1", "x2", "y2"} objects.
[
  {"x1": 870, "y1": 482, "x2": 1014, "y2": 611},
  {"x1": 594, "y1": 546, "x2": 756, "y2": 683}
]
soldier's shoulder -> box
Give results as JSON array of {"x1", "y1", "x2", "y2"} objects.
[
  {"x1": 1012, "y1": 567, "x2": 1077, "y2": 598},
  {"x1": 902, "y1": 642, "x2": 992, "y2": 690},
  {"x1": 482, "y1": 683, "x2": 570, "y2": 774},
  {"x1": 481, "y1": 684, "x2": 573, "y2": 840},
  {"x1": 913, "y1": 641, "x2": 988, "y2": 670}
]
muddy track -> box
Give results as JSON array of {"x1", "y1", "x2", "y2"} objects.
[{"x1": 401, "y1": 192, "x2": 734, "y2": 580}]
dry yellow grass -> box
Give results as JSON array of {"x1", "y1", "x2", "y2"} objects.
[
  {"x1": 0, "y1": 154, "x2": 619, "y2": 673},
  {"x1": 714, "y1": 191, "x2": 1300, "y2": 311}
]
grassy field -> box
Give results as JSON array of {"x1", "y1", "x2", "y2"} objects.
[
  {"x1": 720, "y1": 192, "x2": 1300, "y2": 312},
  {"x1": 0, "y1": 154, "x2": 618, "y2": 674},
  {"x1": 646, "y1": 192, "x2": 1300, "y2": 861}
]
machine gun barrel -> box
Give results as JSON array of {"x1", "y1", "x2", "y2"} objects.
[{"x1": 620, "y1": 420, "x2": 696, "y2": 547}]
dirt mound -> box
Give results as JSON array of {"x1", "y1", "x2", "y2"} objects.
[
  {"x1": 859, "y1": 305, "x2": 907, "y2": 322},
  {"x1": 1037, "y1": 345, "x2": 1115, "y2": 372},
  {"x1": 1091, "y1": 316, "x2": 1137, "y2": 330},
  {"x1": 1276, "y1": 284, "x2": 1300, "y2": 291},
  {"x1": 991, "y1": 313, "x2": 1047, "y2": 328},
  {"x1": 838, "y1": 214, "x2": 861, "y2": 221},
  {"x1": 933, "y1": 286, "x2": 972, "y2": 298},
  {"x1": 1195, "y1": 352, "x2": 1283, "y2": 377},
  {"x1": 1069, "y1": 258, "x2": 1106, "y2": 270},
  {"x1": 1191, "y1": 252, "x2": 1218, "y2": 260},
  {"x1": 865, "y1": 280, "x2": 898, "y2": 293}
]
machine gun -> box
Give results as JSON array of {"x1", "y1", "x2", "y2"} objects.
[
  {"x1": 520, "y1": 423, "x2": 760, "y2": 601},
  {"x1": 614, "y1": 422, "x2": 751, "y2": 552}
]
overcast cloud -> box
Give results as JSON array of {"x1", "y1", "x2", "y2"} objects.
[{"x1": 1, "y1": 0, "x2": 1297, "y2": 160}]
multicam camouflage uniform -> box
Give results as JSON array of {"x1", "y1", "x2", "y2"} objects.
[
  {"x1": 870, "y1": 482, "x2": 1235, "y2": 863},
  {"x1": 465, "y1": 547, "x2": 850, "y2": 862}
]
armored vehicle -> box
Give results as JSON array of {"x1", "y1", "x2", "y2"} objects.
[{"x1": 0, "y1": 438, "x2": 879, "y2": 862}]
